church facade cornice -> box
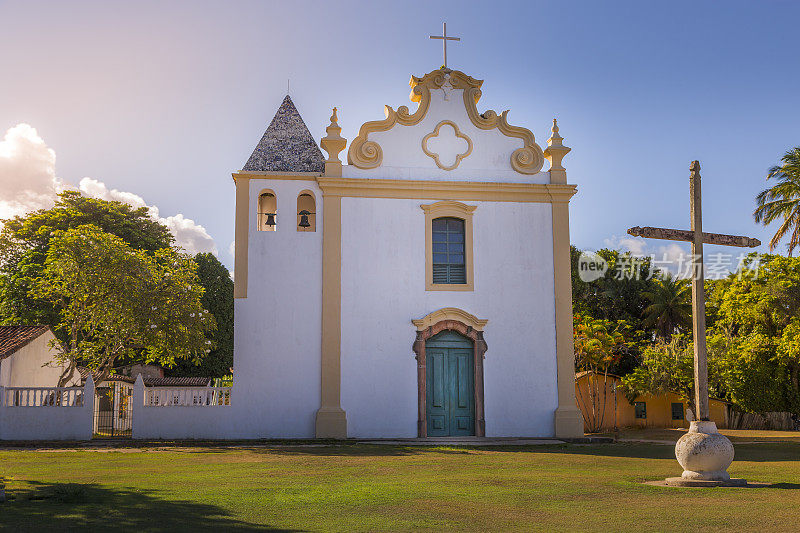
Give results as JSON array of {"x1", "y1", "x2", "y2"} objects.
[
  {"x1": 346, "y1": 68, "x2": 545, "y2": 175},
  {"x1": 316, "y1": 177, "x2": 576, "y2": 203}
]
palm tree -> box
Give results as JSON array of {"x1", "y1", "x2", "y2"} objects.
[
  {"x1": 642, "y1": 274, "x2": 691, "y2": 340},
  {"x1": 754, "y1": 147, "x2": 800, "y2": 256}
]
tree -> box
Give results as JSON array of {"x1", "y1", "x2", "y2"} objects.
[
  {"x1": 166, "y1": 253, "x2": 233, "y2": 378},
  {"x1": 571, "y1": 246, "x2": 654, "y2": 374},
  {"x1": 33, "y1": 225, "x2": 214, "y2": 385},
  {"x1": 709, "y1": 253, "x2": 800, "y2": 413},
  {"x1": 573, "y1": 314, "x2": 626, "y2": 432},
  {"x1": 642, "y1": 273, "x2": 691, "y2": 340},
  {"x1": 0, "y1": 191, "x2": 173, "y2": 325},
  {"x1": 754, "y1": 147, "x2": 800, "y2": 256},
  {"x1": 620, "y1": 335, "x2": 701, "y2": 416}
]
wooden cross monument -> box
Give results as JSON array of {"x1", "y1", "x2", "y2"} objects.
[
  {"x1": 627, "y1": 161, "x2": 760, "y2": 420},
  {"x1": 430, "y1": 22, "x2": 460, "y2": 69}
]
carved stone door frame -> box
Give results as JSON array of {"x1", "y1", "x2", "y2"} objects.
[{"x1": 411, "y1": 308, "x2": 488, "y2": 438}]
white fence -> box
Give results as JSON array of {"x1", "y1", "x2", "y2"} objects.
[
  {"x1": 132, "y1": 375, "x2": 234, "y2": 439},
  {"x1": 0, "y1": 377, "x2": 95, "y2": 441},
  {"x1": 145, "y1": 387, "x2": 232, "y2": 407},
  {"x1": 0, "y1": 374, "x2": 236, "y2": 441},
  {"x1": 1, "y1": 386, "x2": 85, "y2": 407}
]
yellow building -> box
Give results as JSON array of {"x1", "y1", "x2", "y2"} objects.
[{"x1": 575, "y1": 371, "x2": 729, "y2": 432}]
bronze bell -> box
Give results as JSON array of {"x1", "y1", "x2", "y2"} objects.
[
  {"x1": 264, "y1": 213, "x2": 276, "y2": 227},
  {"x1": 298, "y1": 210, "x2": 311, "y2": 228}
]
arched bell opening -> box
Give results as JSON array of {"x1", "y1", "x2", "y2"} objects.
[
  {"x1": 297, "y1": 191, "x2": 316, "y2": 232},
  {"x1": 257, "y1": 189, "x2": 277, "y2": 231}
]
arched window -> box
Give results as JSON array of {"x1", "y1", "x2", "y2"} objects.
[
  {"x1": 421, "y1": 201, "x2": 476, "y2": 291},
  {"x1": 257, "y1": 190, "x2": 277, "y2": 231},
  {"x1": 296, "y1": 191, "x2": 316, "y2": 232},
  {"x1": 432, "y1": 217, "x2": 466, "y2": 284}
]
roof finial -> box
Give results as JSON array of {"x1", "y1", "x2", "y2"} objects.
[
  {"x1": 321, "y1": 106, "x2": 347, "y2": 177},
  {"x1": 543, "y1": 117, "x2": 571, "y2": 181},
  {"x1": 287, "y1": 78, "x2": 290, "y2": 95}
]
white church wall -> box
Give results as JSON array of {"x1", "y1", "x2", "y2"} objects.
[
  {"x1": 342, "y1": 87, "x2": 550, "y2": 184},
  {"x1": 340, "y1": 197, "x2": 558, "y2": 438},
  {"x1": 230, "y1": 178, "x2": 323, "y2": 438}
]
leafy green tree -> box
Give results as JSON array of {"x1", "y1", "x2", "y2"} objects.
[
  {"x1": 166, "y1": 253, "x2": 233, "y2": 378},
  {"x1": 573, "y1": 314, "x2": 626, "y2": 432},
  {"x1": 709, "y1": 253, "x2": 800, "y2": 412},
  {"x1": 571, "y1": 246, "x2": 654, "y2": 374},
  {"x1": 754, "y1": 147, "x2": 800, "y2": 256},
  {"x1": 620, "y1": 335, "x2": 700, "y2": 415},
  {"x1": 0, "y1": 191, "x2": 173, "y2": 325},
  {"x1": 34, "y1": 225, "x2": 214, "y2": 385},
  {"x1": 571, "y1": 247, "x2": 654, "y2": 327},
  {"x1": 642, "y1": 273, "x2": 691, "y2": 340},
  {"x1": 708, "y1": 332, "x2": 790, "y2": 414}
]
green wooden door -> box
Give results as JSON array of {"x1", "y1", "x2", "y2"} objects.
[{"x1": 426, "y1": 331, "x2": 475, "y2": 437}]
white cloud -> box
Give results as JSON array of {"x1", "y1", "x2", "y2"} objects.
[
  {"x1": 603, "y1": 234, "x2": 691, "y2": 278},
  {"x1": 77, "y1": 177, "x2": 217, "y2": 256},
  {"x1": 160, "y1": 213, "x2": 217, "y2": 256},
  {"x1": 0, "y1": 124, "x2": 62, "y2": 219},
  {"x1": 0, "y1": 123, "x2": 217, "y2": 256}
]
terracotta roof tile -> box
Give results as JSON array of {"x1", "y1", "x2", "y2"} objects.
[
  {"x1": 0, "y1": 325, "x2": 51, "y2": 360},
  {"x1": 77, "y1": 367, "x2": 212, "y2": 387}
]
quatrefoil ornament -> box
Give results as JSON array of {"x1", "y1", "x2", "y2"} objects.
[{"x1": 422, "y1": 120, "x2": 473, "y2": 171}]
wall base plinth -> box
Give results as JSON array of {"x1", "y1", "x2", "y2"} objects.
[
  {"x1": 554, "y1": 406, "x2": 584, "y2": 438},
  {"x1": 315, "y1": 406, "x2": 347, "y2": 438}
]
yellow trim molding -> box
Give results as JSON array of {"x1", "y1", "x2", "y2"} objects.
[
  {"x1": 412, "y1": 307, "x2": 488, "y2": 331},
  {"x1": 461, "y1": 87, "x2": 544, "y2": 174},
  {"x1": 421, "y1": 120, "x2": 473, "y2": 171},
  {"x1": 317, "y1": 177, "x2": 576, "y2": 203},
  {"x1": 346, "y1": 67, "x2": 544, "y2": 174},
  {"x1": 421, "y1": 201, "x2": 476, "y2": 292},
  {"x1": 232, "y1": 171, "x2": 321, "y2": 181},
  {"x1": 233, "y1": 176, "x2": 250, "y2": 298}
]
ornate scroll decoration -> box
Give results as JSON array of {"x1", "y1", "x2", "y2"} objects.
[
  {"x1": 348, "y1": 69, "x2": 481, "y2": 169},
  {"x1": 421, "y1": 120, "x2": 473, "y2": 171},
  {"x1": 348, "y1": 68, "x2": 544, "y2": 174},
  {"x1": 461, "y1": 87, "x2": 544, "y2": 174}
]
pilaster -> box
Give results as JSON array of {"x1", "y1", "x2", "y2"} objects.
[{"x1": 315, "y1": 193, "x2": 347, "y2": 438}]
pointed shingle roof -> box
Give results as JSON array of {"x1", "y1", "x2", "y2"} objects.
[{"x1": 242, "y1": 95, "x2": 325, "y2": 173}]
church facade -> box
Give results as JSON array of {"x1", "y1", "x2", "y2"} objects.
[{"x1": 231, "y1": 67, "x2": 583, "y2": 439}]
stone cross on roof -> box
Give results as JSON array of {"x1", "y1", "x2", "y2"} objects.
[{"x1": 429, "y1": 22, "x2": 460, "y2": 69}]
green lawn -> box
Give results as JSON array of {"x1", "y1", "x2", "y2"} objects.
[{"x1": 1, "y1": 439, "x2": 799, "y2": 532}]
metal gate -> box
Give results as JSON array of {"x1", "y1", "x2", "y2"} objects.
[{"x1": 93, "y1": 382, "x2": 133, "y2": 438}]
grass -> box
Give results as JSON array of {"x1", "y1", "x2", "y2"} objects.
[
  {"x1": 608, "y1": 427, "x2": 800, "y2": 444},
  {"x1": 1, "y1": 435, "x2": 799, "y2": 532}
]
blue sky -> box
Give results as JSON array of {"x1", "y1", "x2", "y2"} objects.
[{"x1": 1, "y1": 0, "x2": 799, "y2": 271}]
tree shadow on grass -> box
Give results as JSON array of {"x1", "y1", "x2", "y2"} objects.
[
  {"x1": 180, "y1": 444, "x2": 472, "y2": 457},
  {"x1": 224, "y1": 441, "x2": 800, "y2": 463},
  {"x1": 0, "y1": 481, "x2": 297, "y2": 533}
]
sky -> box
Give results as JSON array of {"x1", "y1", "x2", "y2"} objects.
[{"x1": 1, "y1": 0, "x2": 799, "y2": 273}]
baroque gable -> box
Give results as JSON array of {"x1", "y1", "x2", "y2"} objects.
[{"x1": 346, "y1": 68, "x2": 546, "y2": 180}]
